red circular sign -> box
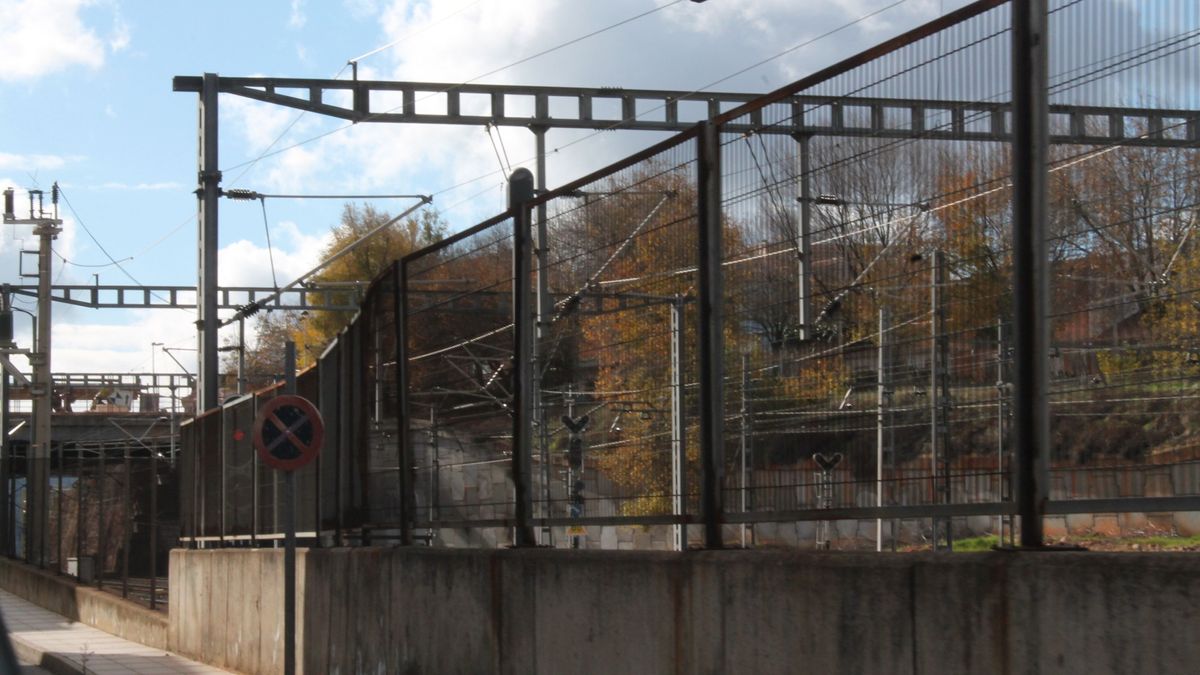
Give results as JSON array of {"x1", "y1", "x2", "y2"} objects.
[{"x1": 253, "y1": 394, "x2": 324, "y2": 471}]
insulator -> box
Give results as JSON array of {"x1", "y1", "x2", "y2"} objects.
[{"x1": 224, "y1": 188, "x2": 262, "y2": 201}]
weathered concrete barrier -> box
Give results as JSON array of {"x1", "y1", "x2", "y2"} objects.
[
  {"x1": 168, "y1": 547, "x2": 1200, "y2": 675},
  {"x1": 0, "y1": 557, "x2": 168, "y2": 650}
]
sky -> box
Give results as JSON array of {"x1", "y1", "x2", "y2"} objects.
[{"x1": 0, "y1": 0, "x2": 981, "y2": 381}]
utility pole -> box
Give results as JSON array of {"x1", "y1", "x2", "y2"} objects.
[
  {"x1": 4, "y1": 185, "x2": 62, "y2": 567},
  {"x1": 195, "y1": 72, "x2": 221, "y2": 413}
]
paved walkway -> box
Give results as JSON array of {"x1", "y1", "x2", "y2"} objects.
[{"x1": 0, "y1": 589, "x2": 229, "y2": 675}]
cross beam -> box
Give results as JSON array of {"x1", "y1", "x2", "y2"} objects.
[
  {"x1": 5, "y1": 284, "x2": 362, "y2": 311},
  {"x1": 173, "y1": 76, "x2": 1200, "y2": 148}
]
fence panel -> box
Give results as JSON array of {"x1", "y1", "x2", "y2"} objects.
[
  {"x1": 531, "y1": 131, "x2": 702, "y2": 548},
  {"x1": 404, "y1": 212, "x2": 518, "y2": 541}
]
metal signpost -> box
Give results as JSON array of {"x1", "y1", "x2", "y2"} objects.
[{"x1": 253, "y1": 344, "x2": 323, "y2": 675}]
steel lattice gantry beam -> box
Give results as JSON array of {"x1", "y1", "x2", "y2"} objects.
[
  {"x1": 173, "y1": 76, "x2": 1200, "y2": 147},
  {"x1": 4, "y1": 284, "x2": 362, "y2": 311}
]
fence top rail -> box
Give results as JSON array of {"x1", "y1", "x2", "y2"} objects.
[{"x1": 530, "y1": 123, "x2": 703, "y2": 208}]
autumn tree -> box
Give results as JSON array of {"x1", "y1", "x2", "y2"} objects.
[
  {"x1": 228, "y1": 203, "x2": 446, "y2": 384},
  {"x1": 303, "y1": 203, "x2": 446, "y2": 344}
]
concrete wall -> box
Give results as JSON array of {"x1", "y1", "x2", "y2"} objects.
[
  {"x1": 170, "y1": 547, "x2": 1200, "y2": 675},
  {"x1": 0, "y1": 558, "x2": 168, "y2": 650}
]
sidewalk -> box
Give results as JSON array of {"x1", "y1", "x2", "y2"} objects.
[{"x1": 0, "y1": 589, "x2": 230, "y2": 675}]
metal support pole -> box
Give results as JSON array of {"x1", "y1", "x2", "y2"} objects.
[
  {"x1": 0, "y1": 369, "x2": 9, "y2": 557},
  {"x1": 237, "y1": 317, "x2": 246, "y2": 396},
  {"x1": 430, "y1": 408, "x2": 440, "y2": 525},
  {"x1": 96, "y1": 449, "x2": 105, "y2": 588},
  {"x1": 251, "y1": 402, "x2": 259, "y2": 546},
  {"x1": 795, "y1": 133, "x2": 813, "y2": 341},
  {"x1": 1012, "y1": 0, "x2": 1049, "y2": 548},
  {"x1": 739, "y1": 352, "x2": 752, "y2": 548},
  {"x1": 76, "y1": 444, "x2": 84, "y2": 576},
  {"x1": 283, "y1": 341, "x2": 297, "y2": 675},
  {"x1": 876, "y1": 307, "x2": 889, "y2": 552},
  {"x1": 121, "y1": 445, "x2": 130, "y2": 598},
  {"x1": 670, "y1": 298, "x2": 686, "y2": 552},
  {"x1": 30, "y1": 215, "x2": 59, "y2": 567},
  {"x1": 150, "y1": 445, "x2": 158, "y2": 610},
  {"x1": 509, "y1": 168, "x2": 537, "y2": 547},
  {"x1": 697, "y1": 121, "x2": 725, "y2": 549},
  {"x1": 533, "y1": 126, "x2": 553, "y2": 546},
  {"x1": 197, "y1": 72, "x2": 222, "y2": 413},
  {"x1": 930, "y1": 250, "x2": 952, "y2": 550},
  {"x1": 996, "y1": 320, "x2": 1008, "y2": 542},
  {"x1": 393, "y1": 263, "x2": 413, "y2": 545},
  {"x1": 55, "y1": 449, "x2": 62, "y2": 572}
]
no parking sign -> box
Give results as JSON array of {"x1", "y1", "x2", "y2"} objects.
[{"x1": 253, "y1": 394, "x2": 324, "y2": 471}]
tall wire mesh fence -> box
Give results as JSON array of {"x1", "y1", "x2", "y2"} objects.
[
  {"x1": 4, "y1": 441, "x2": 175, "y2": 610},
  {"x1": 177, "y1": 0, "x2": 1200, "y2": 551}
]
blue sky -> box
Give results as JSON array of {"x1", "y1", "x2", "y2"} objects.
[{"x1": 0, "y1": 0, "x2": 983, "y2": 378}]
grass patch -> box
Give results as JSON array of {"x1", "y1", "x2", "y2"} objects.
[
  {"x1": 952, "y1": 535, "x2": 1000, "y2": 552},
  {"x1": 1122, "y1": 534, "x2": 1200, "y2": 549}
]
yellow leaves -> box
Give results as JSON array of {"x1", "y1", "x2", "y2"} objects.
[{"x1": 773, "y1": 354, "x2": 848, "y2": 404}]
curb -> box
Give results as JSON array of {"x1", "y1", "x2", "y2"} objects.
[{"x1": 9, "y1": 633, "x2": 89, "y2": 675}]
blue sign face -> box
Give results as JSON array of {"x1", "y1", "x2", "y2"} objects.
[
  {"x1": 262, "y1": 404, "x2": 313, "y2": 461},
  {"x1": 254, "y1": 395, "x2": 324, "y2": 471}
]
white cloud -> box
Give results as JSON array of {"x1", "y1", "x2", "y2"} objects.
[
  {"x1": 218, "y1": 220, "x2": 331, "y2": 289},
  {"x1": 0, "y1": 0, "x2": 109, "y2": 81},
  {"x1": 0, "y1": 153, "x2": 83, "y2": 171},
  {"x1": 289, "y1": 0, "x2": 307, "y2": 29},
  {"x1": 109, "y1": 7, "x2": 131, "y2": 52},
  {"x1": 97, "y1": 181, "x2": 183, "y2": 191},
  {"x1": 222, "y1": 0, "x2": 966, "y2": 231},
  {"x1": 222, "y1": 94, "x2": 323, "y2": 158},
  {"x1": 44, "y1": 309, "x2": 202, "y2": 376}
]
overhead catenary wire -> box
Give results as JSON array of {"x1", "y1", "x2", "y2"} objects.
[
  {"x1": 220, "y1": 0, "x2": 690, "y2": 176},
  {"x1": 220, "y1": 194, "x2": 432, "y2": 327},
  {"x1": 55, "y1": 187, "x2": 192, "y2": 315},
  {"x1": 259, "y1": 197, "x2": 280, "y2": 290},
  {"x1": 212, "y1": 0, "x2": 918, "y2": 225}
]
